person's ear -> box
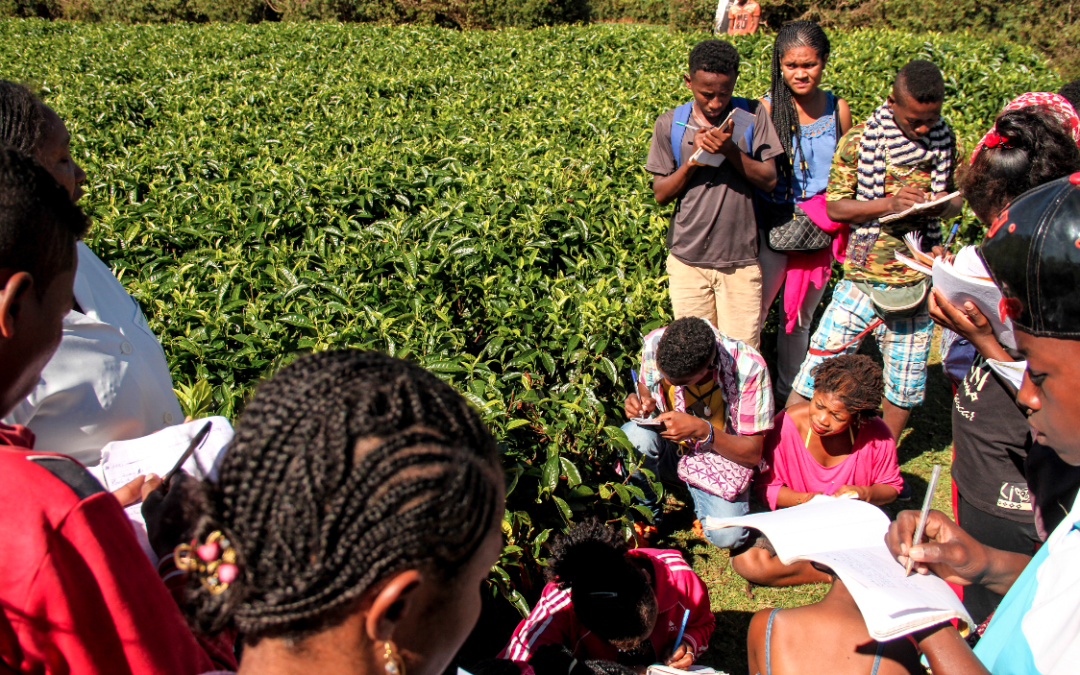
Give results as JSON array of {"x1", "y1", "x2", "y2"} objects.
[
  {"x1": 684, "y1": 72, "x2": 693, "y2": 89},
  {"x1": 364, "y1": 569, "x2": 424, "y2": 643},
  {"x1": 0, "y1": 271, "x2": 34, "y2": 340}
]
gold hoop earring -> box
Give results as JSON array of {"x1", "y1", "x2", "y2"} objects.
[{"x1": 384, "y1": 641, "x2": 406, "y2": 675}]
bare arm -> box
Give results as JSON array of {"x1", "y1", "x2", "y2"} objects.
[
  {"x1": 886, "y1": 509, "x2": 1031, "y2": 596},
  {"x1": 653, "y1": 162, "x2": 700, "y2": 206},
  {"x1": 775, "y1": 486, "x2": 820, "y2": 508},
  {"x1": 655, "y1": 413, "x2": 764, "y2": 467},
  {"x1": 826, "y1": 185, "x2": 928, "y2": 224},
  {"x1": 915, "y1": 624, "x2": 992, "y2": 675},
  {"x1": 837, "y1": 98, "x2": 853, "y2": 135}
]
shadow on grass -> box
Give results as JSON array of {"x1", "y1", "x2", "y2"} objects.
[{"x1": 708, "y1": 610, "x2": 757, "y2": 675}]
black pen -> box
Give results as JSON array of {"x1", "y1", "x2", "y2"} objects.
[{"x1": 162, "y1": 420, "x2": 212, "y2": 489}]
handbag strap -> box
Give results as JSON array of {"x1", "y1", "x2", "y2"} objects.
[{"x1": 807, "y1": 318, "x2": 884, "y2": 357}]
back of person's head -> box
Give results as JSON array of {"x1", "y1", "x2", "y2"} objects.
[
  {"x1": 1059, "y1": 79, "x2": 1080, "y2": 111},
  {"x1": 0, "y1": 80, "x2": 46, "y2": 156},
  {"x1": 546, "y1": 519, "x2": 657, "y2": 647},
  {"x1": 0, "y1": 147, "x2": 87, "y2": 292},
  {"x1": 894, "y1": 60, "x2": 945, "y2": 104},
  {"x1": 769, "y1": 21, "x2": 831, "y2": 159},
  {"x1": 962, "y1": 107, "x2": 1080, "y2": 223},
  {"x1": 811, "y1": 355, "x2": 883, "y2": 427},
  {"x1": 689, "y1": 40, "x2": 740, "y2": 77},
  {"x1": 657, "y1": 318, "x2": 717, "y2": 381},
  {"x1": 185, "y1": 350, "x2": 504, "y2": 661}
]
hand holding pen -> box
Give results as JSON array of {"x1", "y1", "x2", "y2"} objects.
[{"x1": 623, "y1": 369, "x2": 656, "y2": 419}]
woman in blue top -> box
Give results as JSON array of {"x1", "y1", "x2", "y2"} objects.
[{"x1": 757, "y1": 21, "x2": 852, "y2": 401}]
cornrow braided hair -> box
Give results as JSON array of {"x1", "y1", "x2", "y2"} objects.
[
  {"x1": 811, "y1": 354, "x2": 884, "y2": 428},
  {"x1": 767, "y1": 21, "x2": 832, "y2": 162},
  {"x1": 0, "y1": 80, "x2": 46, "y2": 155},
  {"x1": 186, "y1": 349, "x2": 503, "y2": 641}
]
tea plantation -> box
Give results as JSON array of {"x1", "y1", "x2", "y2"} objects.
[{"x1": 0, "y1": 20, "x2": 1061, "y2": 629}]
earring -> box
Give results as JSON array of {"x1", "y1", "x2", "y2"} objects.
[{"x1": 384, "y1": 641, "x2": 406, "y2": 675}]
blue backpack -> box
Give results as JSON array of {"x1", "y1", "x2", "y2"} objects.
[{"x1": 670, "y1": 98, "x2": 755, "y2": 166}]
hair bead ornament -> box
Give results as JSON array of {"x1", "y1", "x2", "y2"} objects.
[
  {"x1": 176, "y1": 530, "x2": 239, "y2": 595},
  {"x1": 983, "y1": 130, "x2": 1012, "y2": 149}
]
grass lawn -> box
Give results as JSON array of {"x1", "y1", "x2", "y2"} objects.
[{"x1": 663, "y1": 327, "x2": 956, "y2": 674}]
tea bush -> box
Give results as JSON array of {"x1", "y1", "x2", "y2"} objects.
[{"x1": 0, "y1": 20, "x2": 1058, "y2": 612}]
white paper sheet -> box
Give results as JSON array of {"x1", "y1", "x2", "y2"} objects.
[
  {"x1": 87, "y1": 417, "x2": 234, "y2": 564},
  {"x1": 932, "y1": 246, "x2": 1015, "y2": 349}
]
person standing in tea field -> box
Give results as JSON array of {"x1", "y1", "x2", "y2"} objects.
[
  {"x1": 756, "y1": 21, "x2": 853, "y2": 402},
  {"x1": 646, "y1": 40, "x2": 784, "y2": 349},
  {"x1": 725, "y1": 0, "x2": 760, "y2": 35},
  {"x1": 621, "y1": 317, "x2": 772, "y2": 547},
  {"x1": 788, "y1": 61, "x2": 964, "y2": 441},
  {"x1": 0, "y1": 81, "x2": 185, "y2": 468}
]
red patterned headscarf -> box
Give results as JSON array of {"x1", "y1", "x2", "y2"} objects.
[{"x1": 970, "y1": 92, "x2": 1080, "y2": 163}]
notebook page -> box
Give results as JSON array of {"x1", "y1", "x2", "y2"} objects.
[{"x1": 705, "y1": 496, "x2": 890, "y2": 563}]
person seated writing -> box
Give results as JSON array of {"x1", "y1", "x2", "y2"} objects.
[
  {"x1": 746, "y1": 565, "x2": 924, "y2": 675},
  {"x1": 621, "y1": 316, "x2": 773, "y2": 547},
  {"x1": 178, "y1": 349, "x2": 505, "y2": 675},
  {"x1": 500, "y1": 520, "x2": 714, "y2": 672},
  {"x1": 730, "y1": 354, "x2": 902, "y2": 588},
  {"x1": 0, "y1": 148, "x2": 234, "y2": 674}
]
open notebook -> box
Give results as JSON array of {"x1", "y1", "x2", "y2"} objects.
[
  {"x1": 706, "y1": 496, "x2": 971, "y2": 640},
  {"x1": 87, "y1": 417, "x2": 234, "y2": 565}
]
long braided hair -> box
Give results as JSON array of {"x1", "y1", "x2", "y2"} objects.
[
  {"x1": 767, "y1": 21, "x2": 832, "y2": 162},
  {"x1": 0, "y1": 80, "x2": 46, "y2": 155},
  {"x1": 185, "y1": 349, "x2": 503, "y2": 641}
]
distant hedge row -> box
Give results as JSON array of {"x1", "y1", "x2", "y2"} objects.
[{"x1": 2, "y1": 0, "x2": 1075, "y2": 77}]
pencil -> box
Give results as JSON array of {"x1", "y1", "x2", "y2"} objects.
[
  {"x1": 674, "y1": 121, "x2": 702, "y2": 131},
  {"x1": 904, "y1": 464, "x2": 942, "y2": 577}
]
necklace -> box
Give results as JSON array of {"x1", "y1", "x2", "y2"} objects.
[{"x1": 884, "y1": 143, "x2": 918, "y2": 178}]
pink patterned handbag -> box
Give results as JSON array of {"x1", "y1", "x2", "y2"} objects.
[{"x1": 677, "y1": 451, "x2": 754, "y2": 502}]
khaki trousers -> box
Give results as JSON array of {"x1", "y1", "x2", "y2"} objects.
[{"x1": 666, "y1": 253, "x2": 763, "y2": 349}]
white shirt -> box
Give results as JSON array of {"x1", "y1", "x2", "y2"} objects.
[
  {"x1": 3, "y1": 242, "x2": 183, "y2": 467},
  {"x1": 975, "y1": 487, "x2": 1080, "y2": 674}
]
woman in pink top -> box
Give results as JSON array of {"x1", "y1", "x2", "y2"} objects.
[{"x1": 731, "y1": 355, "x2": 902, "y2": 587}]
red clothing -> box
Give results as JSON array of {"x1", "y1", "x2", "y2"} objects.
[
  {"x1": 500, "y1": 548, "x2": 714, "y2": 662},
  {"x1": 0, "y1": 424, "x2": 236, "y2": 674},
  {"x1": 757, "y1": 411, "x2": 903, "y2": 510}
]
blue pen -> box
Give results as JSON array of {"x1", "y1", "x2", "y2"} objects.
[
  {"x1": 943, "y1": 221, "x2": 960, "y2": 250},
  {"x1": 672, "y1": 608, "x2": 690, "y2": 652}
]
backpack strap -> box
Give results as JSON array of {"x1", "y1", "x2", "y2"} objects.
[
  {"x1": 670, "y1": 101, "x2": 695, "y2": 167},
  {"x1": 26, "y1": 455, "x2": 106, "y2": 500}
]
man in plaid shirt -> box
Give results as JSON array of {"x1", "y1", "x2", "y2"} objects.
[{"x1": 622, "y1": 317, "x2": 773, "y2": 547}]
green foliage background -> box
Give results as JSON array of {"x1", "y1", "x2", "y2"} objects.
[{"x1": 0, "y1": 20, "x2": 1060, "y2": 612}]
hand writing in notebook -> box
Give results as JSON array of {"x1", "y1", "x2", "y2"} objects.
[
  {"x1": 887, "y1": 185, "x2": 927, "y2": 214},
  {"x1": 689, "y1": 119, "x2": 735, "y2": 164},
  {"x1": 663, "y1": 642, "x2": 694, "y2": 669}
]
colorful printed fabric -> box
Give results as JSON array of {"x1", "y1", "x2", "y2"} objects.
[
  {"x1": 791, "y1": 280, "x2": 933, "y2": 407},
  {"x1": 826, "y1": 124, "x2": 960, "y2": 284},
  {"x1": 971, "y1": 92, "x2": 1080, "y2": 162},
  {"x1": 638, "y1": 320, "x2": 772, "y2": 499}
]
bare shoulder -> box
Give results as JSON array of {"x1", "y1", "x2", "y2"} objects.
[{"x1": 836, "y1": 97, "x2": 854, "y2": 133}]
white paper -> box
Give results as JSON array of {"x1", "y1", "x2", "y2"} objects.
[
  {"x1": 688, "y1": 107, "x2": 755, "y2": 167},
  {"x1": 932, "y1": 246, "x2": 1015, "y2": 349},
  {"x1": 706, "y1": 497, "x2": 972, "y2": 639},
  {"x1": 632, "y1": 416, "x2": 664, "y2": 427},
  {"x1": 879, "y1": 191, "x2": 961, "y2": 224},
  {"x1": 88, "y1": 417, "x2": 234, "y2": 564},
  {"x1": 648, "y1": 666, "x2": 719, "y2": 675},
  {"x1": 987, "y1": 358, "x2": 1027, "y2": 391}
]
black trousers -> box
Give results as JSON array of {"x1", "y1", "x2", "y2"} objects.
[{"x1": 955, "y1": 490, "x2": 1040, "y2": 626}]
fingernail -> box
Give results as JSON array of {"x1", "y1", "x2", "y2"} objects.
[{"x1": 145, "y1": 473, "x2": 159, "y2": 480}]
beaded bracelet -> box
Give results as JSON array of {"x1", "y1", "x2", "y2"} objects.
[{"x1": 694, "y1": 422, "x2": 714, "y2": 451}]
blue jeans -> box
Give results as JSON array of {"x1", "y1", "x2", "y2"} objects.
[{"x1": 620, "y1": 421, "x2": 750, "y2": 549}]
